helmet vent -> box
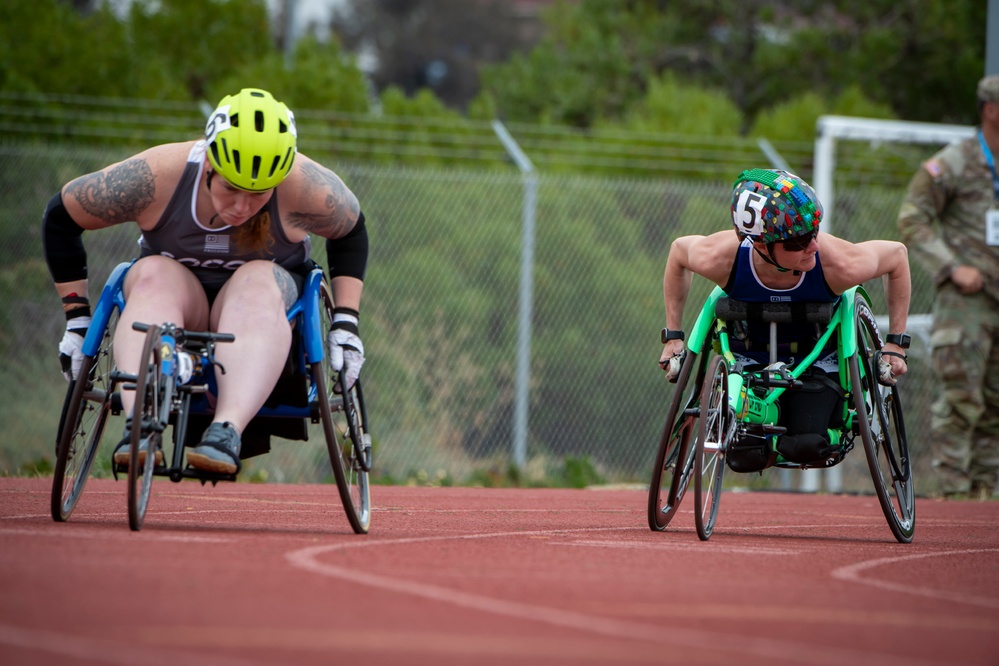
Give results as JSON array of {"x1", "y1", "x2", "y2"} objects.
[
  {"x1": 267, "y1": 156, "x2": 280, "y2": 178},
  {"x1": 230, "y1": 112, "x2": 239, "y2": 128},
  {"x1": 279, "y1": 120, "x2": 288, "y2": 134},
  {"x1": 279, "y1": 147, "x2": 293, "y2": 171},
  {"x1": 251, "y1": 155, "x2": 261, "y2": 180},
  {"x1": 255, "y1": 110, "x2": 265, "y2": 132},
  {"x1": 232, "y1": 150, "x2": 241, "y2": 174}
]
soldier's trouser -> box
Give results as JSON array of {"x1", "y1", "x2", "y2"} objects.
[{"x1": 929, "y1": 284, "x2": 999, "y2": 494}]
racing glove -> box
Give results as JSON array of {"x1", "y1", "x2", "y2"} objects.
[
  {"x1": 328, "y1": 308, "x2": 365, "y2": 392},
  {"x1": 663, "y1": 349, "x2": 686, "y2": 383},
  {"x1": 59, "y1": 294, "x2": 91, "y2": 382}
]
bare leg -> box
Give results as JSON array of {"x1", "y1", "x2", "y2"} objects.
[
  {"x1": 115, "y1": 256, "x2": 210, "y2": 415},
  {"x1": 207, "y1": 261, "x2": 296, "y2": 433}
]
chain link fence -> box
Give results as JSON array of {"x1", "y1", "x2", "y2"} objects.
[{"x1": 0, "y1": 138, "x2": 940, "y2": 492}]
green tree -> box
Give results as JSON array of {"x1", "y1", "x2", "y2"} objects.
[
  {"x1": 213, "y1": 35, "x2": 371, "y2": 113},
  {"x1": 126, "y1": 0, "x2": 274, "y2": 100},
  {"x1": 476, "y1": 0, "x2": 986, "y2": 134}
]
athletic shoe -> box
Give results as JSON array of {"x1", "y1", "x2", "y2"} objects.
[
  {"x1": 112, "y1": 420, "x2": 163, "y2": 466},
  {"x1": 186, "y1": 421, "x2": 242, "y2": 475}
]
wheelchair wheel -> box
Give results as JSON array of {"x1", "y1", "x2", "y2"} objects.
[
  {"x1": 850, "y1": 296, "x2": 915, "y2": 543},
  {"x1": 647, "y1": 350, "x2": 707, "y2": 531},
  {"x1": 316, "y1": 279, "x2": 371, "y2": 534},
  {"x1": 694, "y1": 355, "x2": 733, "y2": 541},
  {"x1": 51, "y1": 312, "x2": 118, "y2": 522},
  {"x1": 128, "y1": 325, "x2": 166, "y2": 532}
]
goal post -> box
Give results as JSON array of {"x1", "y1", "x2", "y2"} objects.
[{"x1": 802, "y1": 116, "x2": 975, "y2": 493}]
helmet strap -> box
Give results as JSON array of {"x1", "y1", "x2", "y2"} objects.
[{"x1": 754, "y1": 244, "x2": 801, "y2": 277}]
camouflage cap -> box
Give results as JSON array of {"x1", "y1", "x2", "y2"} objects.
[{"x1": 977, "y1": 75, "x2": 999, "y2": 103}]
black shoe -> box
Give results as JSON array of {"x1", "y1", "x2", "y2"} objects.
[{"x1": 186, "y1": 422, "x2": 242, "y2": 474}]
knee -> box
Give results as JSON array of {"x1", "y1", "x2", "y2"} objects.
[
  {"x1": 124, "y1": 255, "x2": 190, "y2": 295},
  {"x1": 229, "y1": 261, "x2": 296, "y2": 307}
]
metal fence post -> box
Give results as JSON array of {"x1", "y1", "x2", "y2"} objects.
[{"x1": 491, "y1": 120, "x2": 537, "y2": 469}]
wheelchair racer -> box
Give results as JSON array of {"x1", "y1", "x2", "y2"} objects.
[
  {"x1": 657, "y1": 168, "x2": 911, "y2": 468},
  {"x1": 43, "y1": 88, "x2": 368, "y2": 476}
]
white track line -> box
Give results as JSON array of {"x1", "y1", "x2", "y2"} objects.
[
  {"x1": 0, "y1": 623, "x2": 261, "y2": 666},
  {"x1": 832, "y1": 549, "x2": 999, "y2": 609},
  {"x1": 285, "y1": 527, "x2": 953, "y2": 666}
]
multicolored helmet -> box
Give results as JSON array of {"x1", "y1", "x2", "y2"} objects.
[
  {"x1": 204, "y1": 88, "x2": 297, "y2": 192},
  {"x1": 730, "y1": 169, "x2": 823, "y2": 243}
]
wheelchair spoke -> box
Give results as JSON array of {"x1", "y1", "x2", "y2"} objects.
[
  {"x1": 128, "y1": 325, "x2": 165, "y2": 532},
  {"x1": 316, "y1": 278, "x2": 371, "y2": 534},
  {"x1": 648, "y1": 350, "x2": 704, "y2": 531},
  {"x1": 694, "y1": 355, "x2": 730, "y2": 541},
  {"x1": 851, "y1": 295, "x2": 915, "y2": 543},
  {"x1": 52, "y1": 312, "x2": 118, "y2": 522}
]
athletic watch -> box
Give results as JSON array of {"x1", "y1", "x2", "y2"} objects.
[
  {"x1": 661, "y1": 328, "x2": 685, "y2": 343},
  {"x1": 885, "y1": 333, "x2": 911, "y2": 349}
]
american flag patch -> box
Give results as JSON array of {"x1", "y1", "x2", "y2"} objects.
[
  {"x1": 923, "y1": 159, "x2": 943, "y2": 178},
  {"x1": 204, "y1": 234, "x2": 230, "y2": 253}
]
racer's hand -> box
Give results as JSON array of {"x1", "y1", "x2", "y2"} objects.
[
  {"x1": 659, "y1": 342, "x2": 686, "y2": 383},
  {"x1": 877, "y1": 347, "x2": 907, "y2": 387},
  {"x1": 59, "y1": 323, "x2": 89, "y2": 382},
  {"x1": 328, "y1": 312, "x2": 365, "y2": 392}
]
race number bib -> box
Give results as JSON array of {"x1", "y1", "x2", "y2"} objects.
[
  {"x1": 734, "y1": 190, "x2": 767, "y2": 237},
  {"x1": 987, "y1": 209, "x2": 999, "y2": 246},
  {"x1": 204, "y1": 105, "x2": 232, "y2": 144}
]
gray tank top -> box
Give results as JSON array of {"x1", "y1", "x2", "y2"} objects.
[{"x1": 138, "y1": 141, "x2": 311, "y2": 291}]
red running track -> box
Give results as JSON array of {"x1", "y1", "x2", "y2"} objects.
[{"x1": 1, "y1": 478, "x2": 997, "y2": 665}]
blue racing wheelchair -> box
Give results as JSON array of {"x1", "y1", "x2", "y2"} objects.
[
  {"x1": 647, "y1": 286, "x2": 915, "y2": 543},
  {"x1": 51, "y1": 261, "x2": 372, "y2": 533}
]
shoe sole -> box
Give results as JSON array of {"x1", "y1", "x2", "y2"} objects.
[
  {"x1": 113, "y1": 450, "x2": 164, "y2": 466},
  {"x1": 186, "y1": 452, "x2": 238, "y2": 475}
]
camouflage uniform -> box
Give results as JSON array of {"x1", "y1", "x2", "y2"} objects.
[{"x1": 897, "y1": 76, "x2": 999, "y2": 498}]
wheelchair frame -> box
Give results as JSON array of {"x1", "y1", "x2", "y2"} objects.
[
  {"x1": 51, "y1": 262, "x2": 372, "y2": 533},
  {"x1": 647, "y1": 285, "x2": 915, "y2": 543}
]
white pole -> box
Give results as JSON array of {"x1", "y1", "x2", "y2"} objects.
[{"x1": 491, "y1": 120, "x2": 536, "y2": 469}]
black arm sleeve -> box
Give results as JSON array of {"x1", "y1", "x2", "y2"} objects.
[
  {"x1": 326, "y1": 211, "x2": 368, "y2": 281},
  {"x1": 42, "y1": 192, "x2": 88, "y2": 283}
]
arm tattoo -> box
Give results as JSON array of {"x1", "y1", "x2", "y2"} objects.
[
  {"x1": 286, "y1": 161, "x2": 359, "y2": 238},
  {"x1": 273, "y1": 265, "x2": 299, "y2": 310},
  {"x1": 65, "y1": 158, "x2": 155, "y2": 225}
]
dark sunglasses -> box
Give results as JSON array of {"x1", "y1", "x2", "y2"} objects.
[{"x1": 781, "y1": 230, "x2": 818, "y2": 252}]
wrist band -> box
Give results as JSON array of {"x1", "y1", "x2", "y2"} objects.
[
  {"x1": 61, "y1": 293, "x2": 90, "y2": 306},
  {"x1": 65, "y1": 306, "x2": 92, "y2": 321},
  {"x1": 880, "y1": 350, "x2": 907, "y2": 364}
]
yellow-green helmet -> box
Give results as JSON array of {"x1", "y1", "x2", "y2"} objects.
[{"x1": 204, "y1": 88, "x2": 297, "y2": 192}]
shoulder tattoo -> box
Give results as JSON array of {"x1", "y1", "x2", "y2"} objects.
[
  {"x1": 66, "y1": 158, "x2": 155, "y2": 225},
  {"x1": 286, "y1": 161, "x2": 359, "y2": 238}
]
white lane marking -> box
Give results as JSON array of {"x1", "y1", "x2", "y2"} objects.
[
  {"x1": 0, "y1": 526, "x2": 232, "y2": 543},
  {"x1": 558, "y1": 539, "x2": 804, "y2": 555},
  {"x1": 285, "y1": 527, "x2": 945, "y2": 666},
  {"x1": 832, "y1": 549, "x2": 999, "y2": 609},
  {"x1": 0, "y1": 623, "x2": 263, "y2": 666}
]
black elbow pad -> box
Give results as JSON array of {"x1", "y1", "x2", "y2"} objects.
[
  {"x1": 327, "y1": 211, "x2": 368, "y2": 281},
  {"x1": 42, "y1": 192, "x2": 88, "y2": 283}
]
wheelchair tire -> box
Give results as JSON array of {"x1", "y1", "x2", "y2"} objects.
[
  {"x1": 850, "y1": 295, "x2": 915, "y2": 543},
  {"x1": 129, "y1": 324, "x2": 165, "y2": 532},
  {"x1": 51, "y1": 312, "x2": 118, "y2": 522},
  {"x1": 316, "y1": 279, "x2": 371, "y2": 534},
  {"x1": 647, "y1": 350, "x2": 706, "y2": 531},
  {"x1": 694, "y1": 355, "x2": 732, "y2": 541}
]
